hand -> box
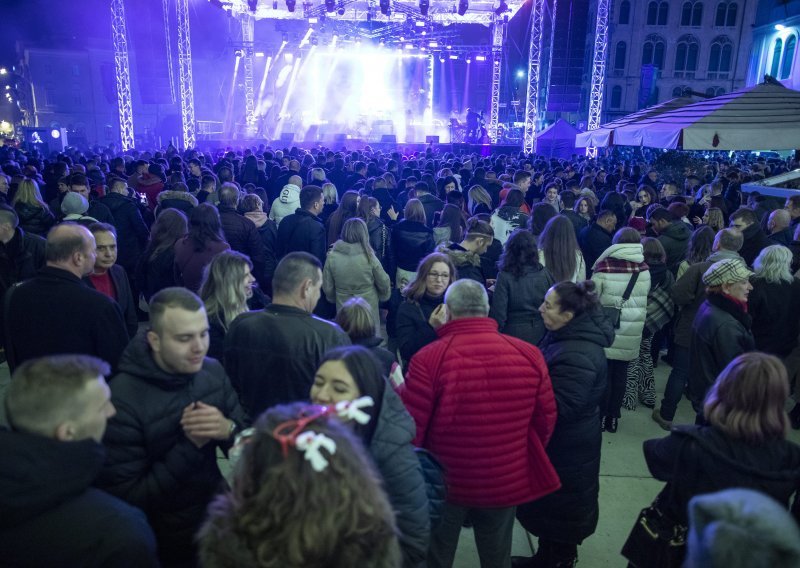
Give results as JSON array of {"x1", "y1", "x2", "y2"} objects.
[
  {"x1": 486, "y1": 278, "x2": 497, "y2": 290},
  {"x1": 428, "y1": 304, "x2": 448, "y2": 329},
  {"x1": 692, "y1": 216, "x2": 702, "y2": 226},
  {"x1": 387, "y1": 205, "x2": 399, "y2": 221},
  {"x1": 181, "y1": 402, "x2": 233, "y2": 443}
]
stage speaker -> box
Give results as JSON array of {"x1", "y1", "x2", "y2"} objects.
[
  {"x1": 425, "y1": 135, "x2": 440, "y2": 144},
  {"x1": 279, "y1": 132, "x2": 294, "y2": 144},
  {"x1": 380, "y1": 134, "x2": 397, "y2": 143},
  {"x1": 304, "y1": 125, "x2": 319, "y2": 142},
  {"x1": 334, "y1": 133, "x2": 348, "y2": 143}
]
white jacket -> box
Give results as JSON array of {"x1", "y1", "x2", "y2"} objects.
[
  {"x1": 269, "y1": 183, "x2": 300, "y2": 226},
  {"x1": 591, "y1": 243, "x2": 650, "y2": 361}
]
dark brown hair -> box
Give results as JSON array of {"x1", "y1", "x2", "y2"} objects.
[{"x1": 402, "y1": 252, "x2": 456, "y2": 302}]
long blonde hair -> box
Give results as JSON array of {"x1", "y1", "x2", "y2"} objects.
[
  {"x1": 199, "y1": 251, "x2": 252, "y2": 330},
  {"x1": 12, "y1": 178, "x2": 49, "y2": 210},
  {"x1": 340, "y1": 218, "x2": 375, "y2": 260},
  {"x1": 468, "y1": 184, "x2": 492, "y2": 214}
]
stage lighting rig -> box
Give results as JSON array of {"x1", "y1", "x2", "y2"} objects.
[
  {"x1": 457, "y1": 0, "x2": 468, "y2": 15},
  {"x1": 379, "y1": 0, "x2": 390, "y2": 16},
  {"x1": 494, "y1": 0, "x2": 507, "y2": 14},
  {"x1": 419, "y1": 0, "x2": 429, "y2": 16},
  {"x1": 247, "y1": 0, "x2": 258, "y2": 12},
  {"x1": 286, "y1": 0, "x2": 296, "y2": 12},
  {"x1": 325, "y1": 0, "x2": 335, "y2": 12}
]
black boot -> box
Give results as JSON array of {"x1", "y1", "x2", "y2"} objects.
[
  {"x1": 600, "y1": 416, "x2": 607, "y2": 432},
  {"x1": 605, "y1": 416, "x2": 618, "y2": 433},
  {"x1": 549, "y1": 541, "x2": 578, "y2": 568}
]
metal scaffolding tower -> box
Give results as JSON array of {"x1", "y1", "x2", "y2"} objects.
[
  {"x1": 586, "y1": 0, "x2": 610, "y2": 157},
  {"x1": 488, "y1": 17, "x2": 505, "y2": 143},
  {"x1": 522, "y1": 0, "x2": 546, "y2": 153},
  {"x1": 111, "y1": 0, "x2": 135, "y2": 150},
  {"x1": 163, "y1": 0, "x2": 177, "y2": 103},
  {"x1": 176, "y1": 0, "x2": 196, "y2": 149},
  {"x1": 241, "y1": 13, "x2": 256, "y2": 134}
]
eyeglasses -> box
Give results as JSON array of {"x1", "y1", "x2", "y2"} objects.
[{"x1": 427, "y1": 272, "x2": 450, "y2": 281}]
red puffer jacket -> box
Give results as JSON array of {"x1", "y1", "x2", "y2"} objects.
[{"x1": 401, "y1": 317, "x2": 560, "y2": 508}]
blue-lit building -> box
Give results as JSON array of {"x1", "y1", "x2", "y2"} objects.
[{"x1": 748, "y1": 0, "x2": 800, "y2": 87}]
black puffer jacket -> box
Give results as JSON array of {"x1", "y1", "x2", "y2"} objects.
[
  {"x1": 0, "y1": 227, "x2": 45, "y2": 308},
  {"x1": 516, "y1": 309, "x2": 614, "y2": 544},
  {"x1": 0, "y1": 430, "x2": 158, "y2": 567},
  {"x1": 223, "y1": 303, "x2": 351, "y2": 416},
  {"x1": 369, "y1": 383, "x2": 430, "y2": 567},
  {"x1": 97, "y1": 192, "x2": 150, "y2": 271},
  {"x1": 657, "y1": 221, "x2": 692, "y2": 275},
  {"x1": 353, "y1": 335, "x2": 397, "y2": 377},
  {"x1": 417, "y1": 193, "x2": 444, "y2": 228},
  {"x1": 689, "y1": 293, "x2": 756, "y2": 411},
  {"x1": 366, "y1": 216, "x2": 393, "y2": 276},
  {"x1": 748, "y1": 277, "x2": 800, "y2": 357},
  {"x1": 490, "y1": 265, "x2": 553, "y2": 345},
  {"x1": 97, "y1": 334, "x2": 249, "y2": 566},
  {"x1": 644, "y1": 425, "x2": 800, "y2": 526},
  {"x1": 136, "y1": 247, "x2": 178, "y2": 302},
  {"x1": 392, "y1": 220, "x2": 435, "y2": 272},
  {"x1": 13, "y1": 202, "x2": 54, "y2": 237},
  {"x1": 579, "y1": 222, "x2": 614, "y2": 275}
]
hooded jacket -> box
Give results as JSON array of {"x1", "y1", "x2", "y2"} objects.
[
  {"x1": 269, "y1": 183, "x2": 300, "y2": 225},
  {"x1": 402, "y1": 317, "x2": 560, "y2": 508},
  {"x1": 748, "y1": 277, "x2": 800, "y2": 357},
  {"x1": 591, "y1": 243, "x2": 651, "y2": 361},
  {"x1": 579, "y1": 222, "x2": 614, "y2": 275},
  {"x1": 436, "y1": 242, "x2": 485, "y2": 284},
  {"x1": 13, "y1": 202, "x2": 55, "y2": 237},
  {"x1": 490, "y1": 206, "x2": 529, "y2": 245},
  {"x1": 369, "y1": 383, "x2": 430, "y2": 567},
  {"x1": 96, "y1": 333, "x2": 249, "y2": 565},
  {"x1": 391, "y1": 220, "x2": 435, "y2": 272},
  {"x1": 276, "y1": 207, "x2": 327, "y2": 265},
  {"x1": 517, "y1": 309, "x2": 615, "y2": 544},
  {"x1": 322, "y1": 240, "x2": 392, "y2": 328},
  {"x1": 155, "y1": 189, "x2": 198, "y2": 218},
  {"x1": 0, "y1": 429, "x2": 158, "y2": 567},
  {"x1": 657, "y1": 220, "x2": 692, "y2": 275},
  {"x1": 218, "y1": 204, "x2": 269, "y2": 289},
  {"x1": 490, "y1": 264, "x2": 553, "y2": 345},
  {"x1": 644, "y1": 425, "x2": 800, "y2": 526},
  {"x1": 97, "y1": 192, "x2": 150, "y2": 271}
]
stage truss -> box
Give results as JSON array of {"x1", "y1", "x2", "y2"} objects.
[
  {"x1": 586, "y1": 0, "x2": 609, "y2": 158},
  {"x1": 111, "y1": 0, "x2": 135, "y2": 150},
  {"x1": 522, "y1": 0, "x2": 545, "y2": 153},
  {"x1": 176, "y1": 0, "x2": 196, "y2": 149}
]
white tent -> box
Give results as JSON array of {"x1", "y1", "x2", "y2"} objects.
[
  {"x1": 534, "y1": 119, "x2": 582, "y2": 159},
  {"x1": 612, "y1": 82, "x2": 800, "y2": 150},
  {"x1": 574, "y1": 97, "x2": 695, "y2": 148}
]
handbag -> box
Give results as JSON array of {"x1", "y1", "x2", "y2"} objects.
[
  {"x1": 621, "y1": 440, "x2": 689, "y2": 568},
  {"x1": 602, "y1": 271, "x2": 639, "y2": 329}
]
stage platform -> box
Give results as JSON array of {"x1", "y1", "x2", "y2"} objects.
[{"x1": 195, "y1": 138, "x2": 524, "y2": 156}]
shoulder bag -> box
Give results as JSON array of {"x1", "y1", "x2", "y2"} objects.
[{"x1": 602, "y1": 271, "x2": 639, "y2": 330}]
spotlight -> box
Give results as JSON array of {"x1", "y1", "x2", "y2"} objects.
[
  {"x1": 457, "y1": 0, "x2": 468, "y2": 15},
  {"x1": 516, "y1": 69, "x2": 525, "y2": 78},
  {"x1": 325, "y1": 0, "x2": 335, "y2": 11},
  {"x1": 494, "y1": 0, "x2": 507, "y2": 14},
  {"x1": 419, "y1": 0, "x2": 429, "y2": 15},
  {"x1": 308, "y1": 16, "x2": 318, "y2": 23},
  {"x1": 379, "y1": 0, "x2": 390, "y2": 16},
  {"x1": 255, "y1": 51, "x2": 265, "y2": 57},
  {"x1": 286, "y1": 0, "x2": 296, "y2": 12},
  {"x1": 475, "y1": 54, "x2": 486, "y2": 61},
  {"x1": 775, "y1": 24, "x2": 786, "y2": 31},
  {"x1": 247, "y1": 0, "x2": 258, "y2": 11},
  {"x1": 428, "y1": 41, "x2": 438, "y2": 47},
  {"x1": 449, "y1": 54, "x2": 458, "y2": 59},
  {"x1": 439, "y1": 55, "x2": 445, "y2": 62},
  {"x1": 0, "y1": 68, "x2": 6, "y2": 75},
  {"x1": 51, "y1": 129, "x2": 61, "y2": 139},
  {"x1": 337, "y1": 0, "x2": 344, "y2": 14},
  {"x1": 234, "y1": 49, "x2": 244, "y2": 58},
  {"x1": 466, "y1": 56, "x2": 471, "y2": 63}
]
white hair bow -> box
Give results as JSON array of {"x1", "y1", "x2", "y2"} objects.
[
  {"x1": 295, "y1": 431, "x2": 337, "y2": 472},
  {"x1": 335, "y1": 396, "x2": 374, "y2": 424}
]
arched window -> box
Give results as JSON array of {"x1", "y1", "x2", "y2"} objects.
[
  {"x1": 681, "y1": 1, "x2": 703, "y2": 26},
  {"x1": 614, "y1": 41, "x2": 627, "y2": 70},
  {"x1": 658, "y1": 1, "x2": 669, "y2": 25},
  {"x1": 715, "y1": 2, "x2": 737, "y2": 26},
  {"x1": 781, "y1": 35, "x2": 797, "y2": 80},
  {"x1": 618, "y1": 0, "x2": 630, "y2": 24},
  {"x1": 673, "y1": 85, "x2": 689, "y2": 97},
  {"x1": 647, "y1": 1, "x2": 668, "y2": 25},
  {"x1": 642, "y1": 34, "x2": 666, "y2": 68},
  {"x1": 610, "y1": 85, "x2": 622, "y2": 108},
  {"x1": 705, "y1": 86, "x2": 725, "y2": 96},
  {"x1": 674, "y1": 35, "x2": 700, "y2": 78},
  {"x1": 771, "y1": 38, "x2": 783, "y2": 77},
  {"x1": 708, "y1": 36, "x2": 733, "y2": 78},
  {"x1": 647, "y1": 1, "x2": 658, "y2": 24}
]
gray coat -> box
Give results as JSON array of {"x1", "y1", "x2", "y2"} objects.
[{"x1": 323, "y1": 240, "x2": 392, "y2": 327}]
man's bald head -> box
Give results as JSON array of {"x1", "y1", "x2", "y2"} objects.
[
  {"x1": 289, "y1": 160, "x2": 301, "y2": 172},
  {"x1": 768, "y1": 208, "x2": 791, "y2": 234},
  {"x1": 288, "y1": 175, "x2": 302, "y2": 187},
  {"x1": 46, "y1": 223, "x2": 96, "y2": 277}
]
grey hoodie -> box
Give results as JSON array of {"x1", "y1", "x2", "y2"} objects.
[{"x1": 269, "y1": 183, "x2": 300, "y2": 225}]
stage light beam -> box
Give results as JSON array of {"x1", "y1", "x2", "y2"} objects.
[{"x1": 457, "y1": 0, "x2": 468, "y2": 15}]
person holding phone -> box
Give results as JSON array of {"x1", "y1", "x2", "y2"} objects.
[{"x1": 395, "y1": 252, "x2": 456, "y2": 367}]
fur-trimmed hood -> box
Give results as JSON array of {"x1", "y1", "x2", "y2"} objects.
[
  {"x1": 157, "y1": 190, "x2": 198, "y2": 207},
  {"x1": 436, "y1": 242, "x2": 481, "y2": 267}
]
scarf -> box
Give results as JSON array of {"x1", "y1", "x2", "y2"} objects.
[{"x1": 706, "y1": 292, "x2": 752, "y2": 331}]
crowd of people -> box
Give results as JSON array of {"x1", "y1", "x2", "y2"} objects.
[{"x1": 0, "y1": 140, "x2": 800, "y2": 568}]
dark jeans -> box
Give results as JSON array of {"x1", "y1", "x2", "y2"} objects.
[
  {"x1": 428, "y1": 502, "x2": 516, "y2": 568},
  {"x1": 659, "y1": 344, "x2": 689, "y2": 422},
  {"x1": 603, "y1": 359, "x2": 629, "y2": 419}
]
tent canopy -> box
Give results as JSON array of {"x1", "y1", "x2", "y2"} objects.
[
  {"x1": 611, "y1": 82, "x2": 800, "y2": 150},
  {"x1": 575, "y1": 97, "x2": 695, "y2": 148},
  {"x1": 534, "y1": 119, "x2": 582, "y2": 159}
]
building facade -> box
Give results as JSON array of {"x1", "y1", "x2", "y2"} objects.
[
  {"x1": 602, "y1": 0, "x2": 758, "y2": 121},
  {"x1": 748, "y1": 0, "x2": 800, "y2": 89}
]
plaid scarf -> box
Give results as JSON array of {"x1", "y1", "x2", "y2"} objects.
[{"x1": 593, "y1": 257, "x2": 649, "y2": 274}]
